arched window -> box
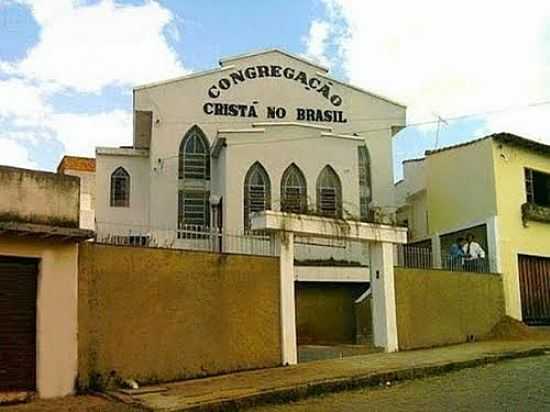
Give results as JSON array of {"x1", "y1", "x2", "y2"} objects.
[
  {"x1": 281, "y1": 164, "x2": 307, "y2": 213},
  {"x1": 178, "y1": 125, "x2": 210, "y2": 180},
  {"x1": 317, "y1": 165, "x2": 342, "y2": 217},
  {"x1": 178, "y1": 126, "x2": 211, "y2": 231},
  {"x1": 244, "y1": 162, "x2": 271, "y2": 230},
  {"x1": 358, "y1": 145, "x2": 372, "y2": 220},
  {"x1": 110, "y1": 167, "x2": 130, "y2": 207}
]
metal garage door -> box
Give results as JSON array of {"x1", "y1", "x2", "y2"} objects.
[
  {"x1": 519, "y1": 255, "x2": 550, "y2": 325},
  {"x1": 0, "y1": 257, "x2": 38, "y2": 391}
]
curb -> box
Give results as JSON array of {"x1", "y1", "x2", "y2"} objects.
[{"x1": 152, "y1": 346, "x2": 550, "y2": 412}]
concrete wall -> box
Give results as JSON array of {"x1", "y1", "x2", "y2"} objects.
[
  {"x1": 295, "y1": 282, "x2": 368, "y2": 345},
  {"x1": 394, "y1": 268, "x2": 505, "y2": 350},
  {"x1": 0, "y1": 236, "x2": 79, "y2": 398},
  {"x1": 78, "y1": 243, "x2": 281, "y2": 388},
  {"x1": 426, "y1": 139, "x2": 497, "y2": 234},
  {"x1": 0, "y1": 166, "x2": 80, "y2": 228},
  {"x1": 61, "y1": 169, "x2": 96, "y2": 230},
  {"x1": 492, "y1": 141, "x2": 550, "y2": 319}
]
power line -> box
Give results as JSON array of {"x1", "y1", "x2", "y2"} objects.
[{"x1": 145, "y1": 98, "x2": 550, "y2": 163}]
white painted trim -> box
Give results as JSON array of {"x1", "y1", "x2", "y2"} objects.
[
  {"x1": 295, "y1": 265, "x2": 370, "y2": 282},
  {"x1": 133, "y1": 65, "x2": 236, "y2": 91},
  {"x1": 252, "y1": 121, "x2": 332, "y2": 131},
  {"x1": 251, "y1": 211, "x2": 408, "y2": 244},
  {"x1": 436, "y1": 216, "x2": 494, "y2": 237},
  {"x1": 277, "y1": 232, "x2": 298, "y2": 365},
  {"x1": 217, "y1": 128, "x2": 266, "y2": 134},
  {"x1": 96, "y1": 147, "x2": 149, "y2": 157},
  {"x1": 315, "y1": 71, "x2": 407, "y2": 109},
  {"x1": 219, "y1": 48, "x2": 329, "y2": 73},
  {"x1": 320, "y1": 132, "x2": 365, "y2": 142}
]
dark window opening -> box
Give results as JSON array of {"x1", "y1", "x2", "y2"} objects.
[{"x1": 525, "y1": 168, "x2": 550, "y2": 207}]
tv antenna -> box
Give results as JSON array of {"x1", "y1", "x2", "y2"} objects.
[{"x1": 433, "y1": 113, "x2": 448, "y2": 149}]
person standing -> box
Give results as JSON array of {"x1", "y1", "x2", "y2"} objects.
[
  {"x1": 463, "y1": 233, "x2": 486, "y2": 272},
  {"x1": 448, "y1": 237, "x2": 465, "y2": 270}
]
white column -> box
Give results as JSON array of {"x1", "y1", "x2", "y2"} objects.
[
  {"x1": 431, "y1": 233, "x2": 442, "y2": 269},
  {"x1": 369, "y1": 241, "x2": 399, "y2": 352},
  {"x1": 277, "y1": 231, "x2": 297, "y2": 365}
]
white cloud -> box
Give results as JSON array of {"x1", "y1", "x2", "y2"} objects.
[
  {"x1": 303, "y1": 20, "x2": 332, "y2": 68},
  {"x1": 0, "y1": 0, "x2": 188, "y2": 167},
  {"x1": 46, "y1": 110, "x2": 132, "y2": 157},
  {"x1": 12, "y1": 0, "x2": 187, "y2": 93},
  {"x1": 0, "y1": 78, "x2": 50, "y2": 121},
  {"x1": 313, "y1": 0, "x2": 550, "y2": 142},
  {"x1": 0, "y1": 137, "x2": 38, "y2": 169}
]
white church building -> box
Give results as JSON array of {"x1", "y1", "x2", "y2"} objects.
[{"x1": 94, "y1": 49, "x2": 406, "y2": 261}]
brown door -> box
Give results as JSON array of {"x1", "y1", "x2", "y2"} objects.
[
  {"x1": 0, "y1": 257, "x2": 38, "y2": 391},
  {"x1": 518, "y1": 255, "x2": 550, "y2": 325}
]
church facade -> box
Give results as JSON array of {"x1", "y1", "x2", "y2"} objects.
[{"x1": 95, "y1": 49, "x2": 406, "y2": 248}]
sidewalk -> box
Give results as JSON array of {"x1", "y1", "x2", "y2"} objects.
[{"x1": 110, "y1": 340, "x2": 550, "y2": 412}]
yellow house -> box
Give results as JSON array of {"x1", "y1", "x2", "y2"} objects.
[{"x1": 396, "y1": 133, "x2": 550, "y2": 324}]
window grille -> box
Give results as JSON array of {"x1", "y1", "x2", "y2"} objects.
[
  {"x1": 178, "y1": 126, "x2": 210, "y2": 180},
  {"x1": 178, "y1": 190, "x2": 210, "y2": 228},
  {"x1": 244, "y1": 162, "x2": 271, "y2": 230},
  {"x1": 281, "y1": 164, "x2": 307, "y2": 213},
  {"x1": 317, "y1": 166, "x2": 342, "y2": 217},
  {"x1": 110, "y1": 167, "x2": 130, "y2": 207}
]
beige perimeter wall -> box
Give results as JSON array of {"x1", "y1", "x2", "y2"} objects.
[
  {"x1": 78, "y1": 243, "x2": 281, "y2": 389},
  {"x1": 395, "y1": 268, "x2": 505, "y2": 350}
]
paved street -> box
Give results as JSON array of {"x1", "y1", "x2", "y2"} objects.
[{"x1": 252, "y1": 354, "x2": 550, "y2": 412}]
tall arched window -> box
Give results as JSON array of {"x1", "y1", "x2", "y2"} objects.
[
  {"x1": 281, "y1": 164, "x2": 307, "y2": 213},
  {"x1": 178, "y1": 125, "x2": 210, "y2": 180},
  {"x1": 317, "y1": 165, "x2": 342, "y2": 217},
  {"x1": 178, "y1": 126, "x2": 210, "y2": 231},
  {"x1": 244, "y1": 162, "x2": 271, "y2": 230},
  {"x1": 110, "y1": 167, "x2": 130, "y2": 207},
  {"x1": 358, "y1": 145, "x2": 372, "y2": 220}
]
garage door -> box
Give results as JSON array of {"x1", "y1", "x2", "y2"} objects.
[
  {"x1": 519, "y1": 255, "x2": 550, "y2": 325},
  {"x1": 0, "y1": 257, "x2": 38, "y2": 391}
]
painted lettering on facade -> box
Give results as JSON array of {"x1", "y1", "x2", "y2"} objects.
[
  {"x1": 207, "y1": 65, "x2": 344, "y2": 107},
  {"x1": 203, "y1": 102, "x2": 348, "y2": 123}
]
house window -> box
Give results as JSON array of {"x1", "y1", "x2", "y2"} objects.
[
  {"x1": 178, "y1": 190, "x2": 210, "y2": 229},
  {"x1": 244, "y1": 162, "x2": 271, "y2": 230},
  {"x1": 110, "y1": 167, "x2": 130, "y2": 207},
  {"x1": 179, "y1": 126, "x2": 210, "y2": 180},
  {"x1": 281, "y1": 164, "x2": 307, "y2": 213},
  {"x1": 525, "y1": 168, "x2": 550, "y2": 207},
  {"x1": 358, "y1": 145, "x2": 371, "y2": 220},
  {"x1": 317, "y1": 165, "x2": 342, "y2": 217}
]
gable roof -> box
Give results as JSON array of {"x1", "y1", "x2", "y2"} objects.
[
  {"x1": 425, "y1": 132, "x2": 550, "y2": 157},
  {"x1": 218, "y1": 48, "x2": 329, "y2": 73},
  {"x1": 132, "y1": 49, "x2": 407, "y2": 108}
]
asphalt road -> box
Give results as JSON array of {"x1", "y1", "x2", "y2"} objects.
[{"x1": 252, "y1": 354, "x2": 550, "y2": 412}]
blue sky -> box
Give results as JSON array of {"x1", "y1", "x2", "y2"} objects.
[{"x1": 1, "y1": 0, "x2": 550, "y2": 181}]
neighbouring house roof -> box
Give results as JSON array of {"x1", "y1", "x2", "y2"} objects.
[
  {"x1": 0, "y1": 221, "x2": 94, "y2": 241},
  {"x1": 425, "y1": 132, "x2": 550, "y2": 157},
  {"x1": 57, "y1": 155, "x2": 96, "y2": 174}
]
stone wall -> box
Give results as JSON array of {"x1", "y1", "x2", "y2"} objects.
[
  {"x1": 395, "y1": 268, "x2": 505, "y2": 350},
  {"x1": 78, "y1": 243, "x2": 281, "y2": 389}
]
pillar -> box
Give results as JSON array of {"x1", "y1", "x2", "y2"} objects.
[
  {"x1": 369, "y1": 241, "x2": 399, "y2": 352},
  {"x1": 431, "y1": 233, "x2": 442, "y2": 269},
  {"x1": 277, "y1": 231, "x2": 297, "y2": 365}
]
